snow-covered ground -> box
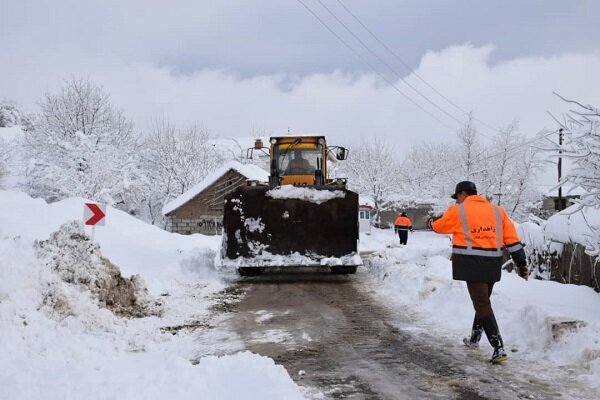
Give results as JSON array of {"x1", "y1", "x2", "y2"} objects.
[
  {"x1": 2, "y1": 188, "x2": 599, "y2": 398},
  {"x1": 0, "y1": 190, "x2": 305, "y2": 400},
  {"x1": 361, "y1": 228, "x2": 600, "y2": 392}
]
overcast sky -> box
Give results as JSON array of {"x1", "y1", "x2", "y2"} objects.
[{"x1": 1, "y1": 0, "x2": 599, "y2": 184}]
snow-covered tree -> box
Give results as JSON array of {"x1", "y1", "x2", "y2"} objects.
[
  {"x1": 140, "y1": 118, "x2": 223, "y2": 225},
  {"x1": 402, "y1": 141, "x2": 455, "y2": 203},
  {"x1": 483, "y1": 122, "x2": 542, "y2": 217},
  {"x1": 339, "y1": 137, "x2": 404, "y2": 222},
  {"x1": 402, "y1": 118, "x2": 542, "y2": 218},
  {"x1": 543, "y1": 96, "x2": 600, "y2": 255},
  {"x1": 0, "y1": 100, "x2": 33, "y2": 129},
  {"x1": 0, "y1": 137, "x2": 10, "y2": 187},
  {"x1": 23, "y1": 78, "x2": 144, "y2": 212},
  {"x1": 456, "y1": 115, "x2": 484, "y2": 181}
]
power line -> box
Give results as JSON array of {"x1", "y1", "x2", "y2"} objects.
[
  {"x1": 334, "y1": 0, "x2": 468, "y2": 116},
  {"x1": 333, "y1": 0, "x2": 503, "y2": 136},
  {"x1": 295, "y1": 0, "x2": 455, "y2": 130},
  {"x1": 315, "y1": 0, "x2": 465, "y2": 128}
]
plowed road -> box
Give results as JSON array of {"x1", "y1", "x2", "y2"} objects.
[{"x1": 215, "y1": 268, "x2": 570, "y2": 400}]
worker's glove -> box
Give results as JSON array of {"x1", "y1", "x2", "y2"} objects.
[
  {"x1": 425, "y1": 217, "x2": 434, "y2": 230},
  {"x1": 424, "y1": 215, "x2": 441, "y2": 230},
  {"x1": 410, "y1": 229, "x2": 415, "y2": 233},
  {"x1": 517, "y1": 265, "x2": 529, "y2": 281}
]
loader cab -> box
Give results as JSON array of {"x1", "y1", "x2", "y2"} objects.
[{"x1": 270, "y1": 136, "x2": 327, "y2": 186}]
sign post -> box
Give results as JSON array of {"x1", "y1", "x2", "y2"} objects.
[{"x1": 83, "y1": 203, "x2": 106, "y2": 240}]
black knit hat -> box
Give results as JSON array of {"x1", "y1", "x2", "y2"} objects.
[{"x1": 451, "y1": 181, "x2": 477, "y2": 199}]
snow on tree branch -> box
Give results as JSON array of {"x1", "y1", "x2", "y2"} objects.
[{"x1": 23, "y1": 78, "x2": 144, "y2": 213}]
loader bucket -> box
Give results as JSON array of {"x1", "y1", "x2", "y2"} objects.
[{"x1": 220, "y1": 185, "x2": 360, "y2": 269}]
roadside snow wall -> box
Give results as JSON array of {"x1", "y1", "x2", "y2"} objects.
[{"x1": 34, "y1": 220, "x2": 164, "y2": 318}]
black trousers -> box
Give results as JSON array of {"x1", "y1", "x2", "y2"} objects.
[{"x1": 397, "y1": 230, "x2": 408, "y2": 245}]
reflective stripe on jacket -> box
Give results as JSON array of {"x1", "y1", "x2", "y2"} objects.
[
  {"x1": 431, "y1": 195, "x2": 526, "y2": 282},
  {"x1": 394, "y1": 216, "x2": 412, "y2": 230}
]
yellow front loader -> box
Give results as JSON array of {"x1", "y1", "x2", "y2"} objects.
[{"x1": 220, "y1": 135, "x2": 361, "y2": 275}]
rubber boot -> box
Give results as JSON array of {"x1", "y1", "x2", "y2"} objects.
[
  {"x1": 480, "y1": 314, "x2": 508, "y2": 364},
  {"x1": 462, "y1": 318, "x2": 483, "y2": 348}
]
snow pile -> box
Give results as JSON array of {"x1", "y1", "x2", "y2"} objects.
[
  {"x1": 34, "y1": 220, "x2": 163, "y2": 318},
  {"x1": 2, "y1": 351, "x2": 305, "y2": 400},
  {"x1": 363, "y1": 229, "x2": 600, "y2": 390},
  {"x1": 544, "y1": 205, "x2": 600, "y2": 255},
  {"x1": 517, "y1": 205, "x2": 600, "y2": 281},
  {"x1": 266, "y1": 185, "x2": 345, "y2": 204},
  {"x1": 0, "y1": 190, "x2": 307, "y2": 399}
]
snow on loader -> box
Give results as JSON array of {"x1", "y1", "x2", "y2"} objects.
[{"x1": 220, "y1": 135, "x2": 361, "y2": 276}]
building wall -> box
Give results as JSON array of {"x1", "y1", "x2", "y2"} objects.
[{"x1": 166, "y1": 170, "x2": 247, "y2": 235}]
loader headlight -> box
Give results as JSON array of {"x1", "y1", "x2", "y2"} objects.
[
  {"x1": 270, "y1": 138, "x2": 277, "y2": 144},
  {"x1": 318, "y1": 138, "x2": 325, "y2": 144}
]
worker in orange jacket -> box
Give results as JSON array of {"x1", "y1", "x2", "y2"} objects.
[
  {"x1": 394, "y1": 212, "x2": 413, "y2": 245},
  {"x1": 427, "y1": 181, "x2": 528, "y2": 364}
]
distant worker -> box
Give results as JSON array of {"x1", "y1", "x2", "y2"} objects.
[
  {"x1": 286, "y1": 150, "x2": 313, "y2": 175},
  {"x1": 394, "y1": 212, "x2": 413, "y2": 245},
  {"x1": 426, "y1": 181, "x2": 528, "y2": 364}
]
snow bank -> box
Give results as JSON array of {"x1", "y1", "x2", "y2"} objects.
[
  {"x1": 34, "y1": 221, "x2": 163, "y2": 318},
  {"x1": 266, "y1": 185, "x2": 345, "y2": 204},
  {"x1": 544, "y1": 205, "x2": 600, "y2": 255},
  {"x1": 363, "y1": 229, "x2": 600, "y2": 391},
  {"x1": 2, "y1": 351, "x2": 304, "y2": 400},
  {"x1": 0, "y1": 190, "x2": 222, "y2": 293},
  {"x1": 519, "y1": 205, "x2": 600, "y2": 256},
  {"x1": 0, "y1": 190, "x2": 306, "y2": 399}
]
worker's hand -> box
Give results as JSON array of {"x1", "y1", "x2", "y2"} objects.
[
  {"x1": 422, "y1": 216, "x2": 431, "y2": 228},
  {"x1": 410, "y1": 229, "x2": 415, "y2": 233},
  {"x1": 517, "y1": 265, "x2": 529, "y2": 281}
]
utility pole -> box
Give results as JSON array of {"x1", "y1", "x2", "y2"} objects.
[{"x1": 557, "y1": 128, "x2": 564, "y2": 210}]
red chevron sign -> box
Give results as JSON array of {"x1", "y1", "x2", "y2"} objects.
[{"x1": 84, "y1": 203, "x2": 106, "y2": 226}]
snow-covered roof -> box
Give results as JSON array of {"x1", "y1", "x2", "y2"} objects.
[
  {"x1": 544, "y1": 204, "x2": 600, "y2": 247},
  {"x1": 162, "y1": 161, "x2": 269, "y2": 216}
]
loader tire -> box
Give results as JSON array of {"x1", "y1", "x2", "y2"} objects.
[
  {"x1": 330, "y1": 266, "x2": 357, "y2": 275},
  {"x1": 238, "y1": 267, "x2": 265, "y2": 276}
]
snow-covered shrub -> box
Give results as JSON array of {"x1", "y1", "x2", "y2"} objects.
[
  {"x1": 34, "y1": 220, "x2": 163, "y2": 318},
  {"x1": 0, "y1": 101, "x2": 32, "y2": 128},
  {"x1": 518, "y1": 209, "x2": 600, "y2": 290}
]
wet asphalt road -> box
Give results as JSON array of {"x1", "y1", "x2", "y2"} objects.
[{"x1": 214, "y1": 267, "x2": 573, "y2": 399}]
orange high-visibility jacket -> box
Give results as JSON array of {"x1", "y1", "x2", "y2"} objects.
[
  {"x1": 394, "y1": 216, "x2": 412, "y2": 230},
  {"x1": 431, "y1": 195, "x2": 526, "y2": 282}
]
